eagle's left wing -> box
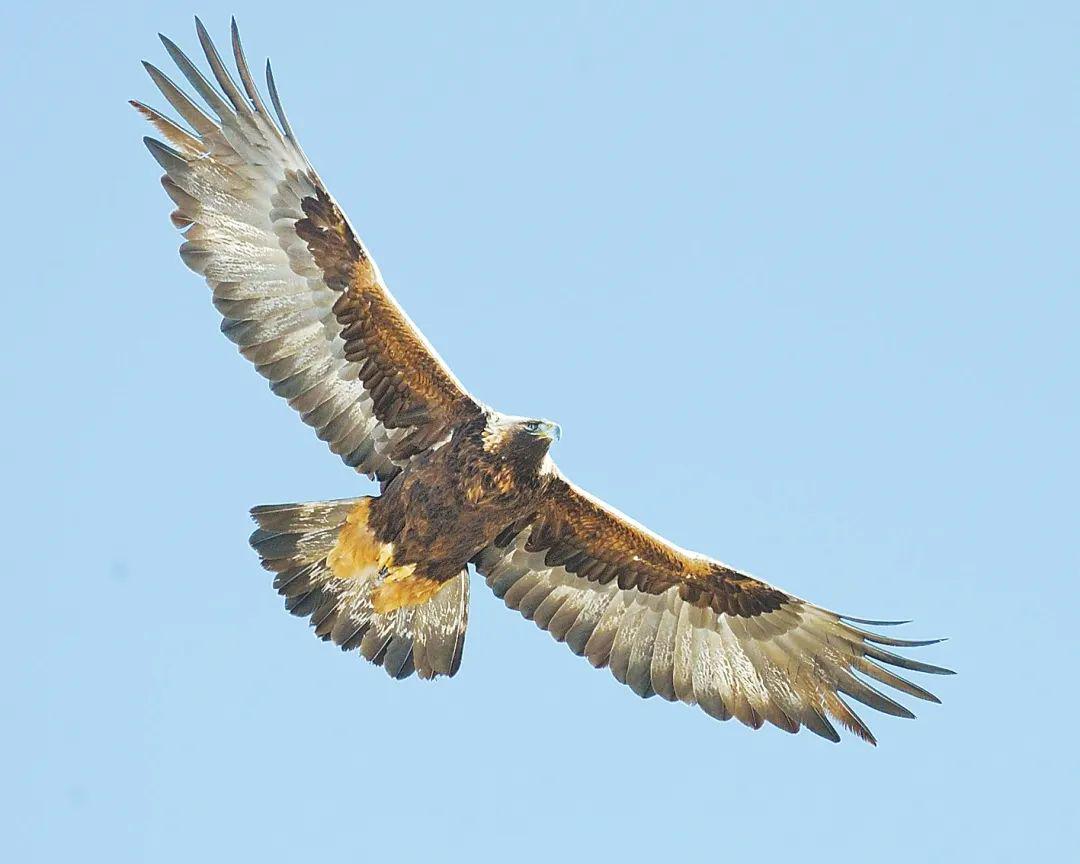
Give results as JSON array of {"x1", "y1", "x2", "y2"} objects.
[
  {"x1": 474, "y1": 473, "x2": 951, "y2": 744},
  {"x1": 133, "y1": 20, "x2": 482, "y2": 486}
]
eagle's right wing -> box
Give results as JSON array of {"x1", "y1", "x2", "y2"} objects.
[
  {"x1": 134, "y1": 19, "x2": 482, "y2": 484},
  {"x1": 475, "y1": 473, "x2": 952, "y2": 744}
]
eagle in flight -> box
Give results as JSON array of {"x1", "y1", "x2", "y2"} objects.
[{"x1": 133, "y1": 19, "x2": 950, "y2": 744}]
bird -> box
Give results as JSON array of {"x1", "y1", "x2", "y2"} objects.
[{"x1": 133, "y1": 18, "x2": 951, "y2": 745}]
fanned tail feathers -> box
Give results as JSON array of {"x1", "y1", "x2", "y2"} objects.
[{"x1": 250, "y1": 499, "x2": 468, "y2": 679}]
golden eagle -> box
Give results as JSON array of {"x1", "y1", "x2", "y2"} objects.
[{"x1": 133, "y1": 20, "x2": 950, "y2": 744}]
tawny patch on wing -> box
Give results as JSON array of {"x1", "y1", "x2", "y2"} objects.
[
  {"x1": 327, "y1": 497, "x2": 451, "y2": 614},
  {"x1": 328, "y1": 498, "x2": 392, "y2": 578},
  {"x1": 371, "y1": 568, "x2": 445, "y2": 614}
]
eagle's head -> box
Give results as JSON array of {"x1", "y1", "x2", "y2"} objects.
[{"x1": 483, "y1": 413, "x2": 562, "y2": 471}]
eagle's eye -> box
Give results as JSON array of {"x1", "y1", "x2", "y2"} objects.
[{"x1": 524, "y1": 421, "x2": 541, "y2": 432}]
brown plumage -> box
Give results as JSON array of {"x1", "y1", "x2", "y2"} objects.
[{"x1": 135, "y1": 19, "x2": 951, "y2": 740}]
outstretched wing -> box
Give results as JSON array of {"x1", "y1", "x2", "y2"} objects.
[
  {"x1": 133, "y1": 19, "x2": 481, "y2": 484},
  {"x1": 475, "y1": 473, "x2": 951, "y2": 744}
]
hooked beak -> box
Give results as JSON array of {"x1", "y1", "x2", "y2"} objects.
[{"x1": 535, "y1": 420, "x2": 562, "y2": 443}]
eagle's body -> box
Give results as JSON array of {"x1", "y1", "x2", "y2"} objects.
[
  {"x1": 362, "y1": 413, "x2": 556, "y2": 592},
  {"x1": 134, "y1": 19, "x2": 950, "y2": 743}
]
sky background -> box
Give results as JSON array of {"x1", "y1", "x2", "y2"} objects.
[{"x1": 2, "y1": 2, "x2": 1077, "y2": 861}]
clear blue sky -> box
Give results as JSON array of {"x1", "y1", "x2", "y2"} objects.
[{"x1": 3, "y1": 2, "x2": 1076, "y2": 861}]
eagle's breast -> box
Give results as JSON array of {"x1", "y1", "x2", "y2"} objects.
[{"x1": 369, "y1": 419, "x2": 546, "y2": 581}]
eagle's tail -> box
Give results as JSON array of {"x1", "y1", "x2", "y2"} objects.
[{"x1": 248, "y1": 498, "x2": 468, "y2": 679}]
